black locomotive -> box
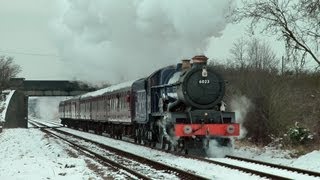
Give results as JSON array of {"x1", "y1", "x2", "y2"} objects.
[{"x1": 59, "y1": 55, "x2": 239, "y2": 155}]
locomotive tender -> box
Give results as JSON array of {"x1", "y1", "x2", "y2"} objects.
[{"x1": 59, "y1": 55, "x2": 239, "y2": 154}]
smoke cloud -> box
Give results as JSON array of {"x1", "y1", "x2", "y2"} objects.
[
  {"x1": 206, "y1": 139, "x2": 234, "y2": 158},
  {"x1": 230, "y1": 96, "x2": 252, "y2": 139},
  {"x1": 29, "y1": 97, "x2": 69, "y2": 123},
  {"x1": 53, "y1": 0, "x2": 234, "y2": 83}
]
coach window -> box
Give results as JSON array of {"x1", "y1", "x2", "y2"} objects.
[
  {"x1": 122, "y1": 95, "x2": 125, "y2": 109},
  {"x1": 111, "y1": 98, "x2": 113, "y2": 111},
  {"x1": 119, "y1": 95, "x2": 122, "y2": 110},
  {"x1": 86, "y1": 101, "x2": 89, "y2": 112},
  {"x1": 101, "y1": 99, "x2": 104, "y2": 111},
  {"x1": 120, "y1": 94, "x2": 123, "y2": 109},
  {"x1": 111, "y1": 96, "x2": 113, "y2": 110},
  {"x1": 116, "y1": 94, "x2": 120, "y2": 111},
  {"x1": 108, "y1": 98, "x2": 111, "y2": 111},
  {"x1": 124, "y1": 93, "x2": 126, "y2": 109},
  {"x1": 122, "y1": 97, "x2": 125, "y2": 109},
  {"x1": 123, "y1": 94, "x2": 126, "y2": 109},
  {"x1": 104, "y1": 97, "x2": 107, "y2": 110}
]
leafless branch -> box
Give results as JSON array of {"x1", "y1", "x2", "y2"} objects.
[{"x1": 232, "y1": 0, "x2": 320, "y2": 67}]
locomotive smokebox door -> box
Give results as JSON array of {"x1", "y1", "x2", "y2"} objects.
[{"x1": 177, "y1": 56, "x2": 225, "y2": 109}]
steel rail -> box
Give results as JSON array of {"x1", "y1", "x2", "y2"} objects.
[
  {"x1": 226, "y1": 155, "x2": 320, "y2": 178},
  {"x1": 193, "y1": 156, "x2": 291, "y2": 180}
]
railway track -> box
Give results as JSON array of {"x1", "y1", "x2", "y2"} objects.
[
  {"x1": 29, "y1": 121, "x2": 148, "y2": 179},
  {"x1": 225, "y1": 155, "x2": 320, "y2": 178},
  {"x1": 193, "y1": 155, "x2": 320, "y2": 180},
  {"x1": 29, "y1": 120, "x2": 209, "y2": 180},
  {"x1": 29, "y1": 119, "x2": 320, "y2": 180}
]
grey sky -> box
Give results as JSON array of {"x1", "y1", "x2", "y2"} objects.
[
  {"x1": 0, "y1": 0, "x2": 285, "y2": 83},
  {"x1": 0, "y1": 0, "x2": 64, "y2": 80}
]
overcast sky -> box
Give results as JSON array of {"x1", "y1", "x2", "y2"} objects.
[
  {"x1": 0, "y1": 0, "x2": 284, "y2": 83},
  {"x1": 0, "y1": 0, "x2": 65, "y2": 80}
]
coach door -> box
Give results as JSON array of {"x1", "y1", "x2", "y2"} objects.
[{"x1": 134, "y1": 90, "x2": 147, "y2": 123}]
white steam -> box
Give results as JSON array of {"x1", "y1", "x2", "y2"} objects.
[
  {"x1": 53, "y1": 0, "x2": 234, "y2": 83},
  {"x1": 230, "y1": 96, "x2": 252, "y2": 139},
  {"x1": 206, "y1": 139, "x2": 233, "y2": 158},
  {"x1": 29, "y1": 97, "x2": 69, "y2": 123}
]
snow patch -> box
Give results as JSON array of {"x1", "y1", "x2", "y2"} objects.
[
  {"x1": 80, "y1": 80, "x2": 134, "y2": 98},
  {"x1": 0, "y1": 128, "x2": 100, "y2": 179},
  {"x1": 0, "y1": 90, "x2": 15, "y2": 123},
  {"x1": 291, "y1": 151, "x2": 320, "y2": 171}
]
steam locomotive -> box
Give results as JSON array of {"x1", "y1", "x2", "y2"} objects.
[{"x1": 59, "y1": 55, "x2": 239, "y2": 155}]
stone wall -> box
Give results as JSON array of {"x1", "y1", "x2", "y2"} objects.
[{"x1": 4, "y1": 91, "x2": 28, "y2": 128}]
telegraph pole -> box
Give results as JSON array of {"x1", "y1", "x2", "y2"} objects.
[{"x1": 281, "y1": 56, "x2": 284, "y2": 75}]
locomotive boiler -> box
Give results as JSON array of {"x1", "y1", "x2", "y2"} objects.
[{"x1": 59, "y1": 55, "x2": 239, "y2": 156}]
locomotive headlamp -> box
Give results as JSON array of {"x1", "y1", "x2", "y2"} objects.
[
  {"x1": 220, "y1": 102, "x2": 226, "y2": 112},
  {"x1": 226, "y1": 125, "x2": 235, "y2": 134},
  {"x1": 202, "y1": 66, "x2": 208, "y2": 77},
  {"x1": 183, "y1": 125, "x2": 193, "y2": 134}
]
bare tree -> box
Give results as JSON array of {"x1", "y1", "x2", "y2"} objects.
[
  {"x1": 232, "y1": 0, "x2": 320, "y2": 69},
  {"x1": 0, "y1": 56, "x2": 21, "y2": 91},
  {"x1": 299, "y1": 0, "x2": 320, "y2": 21},
  {"x1": 247, "y1": 38, "x2": 278, "y2": 70},
  {"x1": 230, "y1": 37, "x2": 247, "y2": 68},
  {"x1": 229, "y1": 37, "x2": 278, "y2": 71}
]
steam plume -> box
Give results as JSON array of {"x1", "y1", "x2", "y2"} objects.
[
  {"x1": 230, "y1": 95, "x2": 252, "y2": 139},
  {"x1": 29, "y1": 97, "x2": 69, "y2": 123},
  {"x1": 53, "y1": 0, "x2": 234, "y2": 83},
  {"x1": 206, "y1": 139, "x2": 234, "y2": 158}
]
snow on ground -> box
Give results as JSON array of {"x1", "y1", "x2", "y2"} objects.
[
  {"x1": 37, "y1": 118, "x2": 320, "y2": 176},
  {"x1": 233, "y1": 146, "x2": 294, "y2": 165},
  {"x1": 57, "y1": 127, "x2": 320, "y2": 178},
  {"x1": 232, "y1": 145, "x2": 320, "y2": 172},
  {"x1": 55, "y1": 127, "x2": 264, "y2": 180},
  {"x1": 0, "y1": 128, "x2": 128, "y2": 180},
  {"x1": 24, "y1": 96, "x2": 320, "y2": 178},
  {"x1": 0, "y1": 90, "x2": 15, "y2": 123},
  {"x1": 0, "y1": 119, "x2": 320, "y2": 179},
  {"x1": 291, "y1": 151, "x2": 320, "y2": 171}
]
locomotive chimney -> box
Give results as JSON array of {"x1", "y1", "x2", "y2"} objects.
[
  {"x1": 181, "y1": 59, "x2": 191, "y2": 70},
  {"x1": 192, "y1": 55, "x2": 208, "y2": 65}
]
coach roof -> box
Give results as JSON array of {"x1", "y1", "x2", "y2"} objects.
[{"x1": 79, "y1": 80, "x2": 135, "y2": 99}]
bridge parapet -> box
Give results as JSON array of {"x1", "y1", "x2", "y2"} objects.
[{"x1": 9, "y1": 78, "x2": 96, "y2": 96}]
